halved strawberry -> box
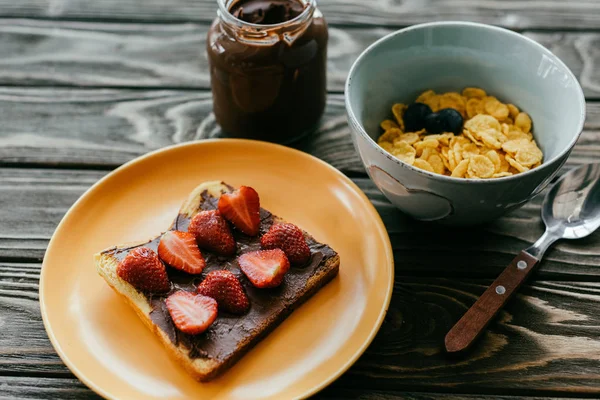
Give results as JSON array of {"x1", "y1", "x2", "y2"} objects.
[
  {"x1": 158, "y1": 230, "x2": 206, "y2": 274},
  {"x1": 188, "y1": 210, "x2": 236, "y2": 256},
  {"x1": 197, "y1": 270, "x2": 249, "y2": 314},
  {"x1": 166, "y1": 291, "x2": 218, "y2": 335},
  {"x1": 238, "y1": 249, "x2": 290, "y2": 288},
  {"x1": 117, "y1": 247, "x2": 170, "y2": 293},
  {"x1": 218, "y1": 186, "x2": 260, "y2": 236},
  {"x1": 260, "y1": 223, "x2": 311, "y2": 265}
]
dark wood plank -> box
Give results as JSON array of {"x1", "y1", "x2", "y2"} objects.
[
  {"x1": 0, "y1": 168, "x2": 104, "y2": 260},
  {"x1": 0, "y1": 377, "x2": 583, "y2": 400},
  {"x1": 0, "y1": 89, "x2": 359, "y2": 172},
  {"x1": 0, "y1": 377, "x2": 100, "y2": 399},
  {"x1": 331, "y1": 393, "x2": 590, "y2": 400},
  {"x1": 0, "y1": 261, "x2": 73, "y2": 375},
  {"x1": 0, "y1": 0, "x2": 597, "y2": 29},
  {"x1": 2, "y1": 167, "x2": 600, "y2": 281},
  {"x1": 0, "y1": 88, "x2": 598, "y2": 173},
  {"x1": 331, "y1": 278, "x2": 600, "y2": 394},
  {"x1": 318, "y1": 391, "x2": 586, "y2": 400},
  {"x1": 5, "y1": 254, "x2": 600, "y2": 394},
  {"x1": 0, "y1": 19, "x2": 385, "y2": 93},
  {"x1": 0, "y1": 20, "x2": 599, "y2": 97}
]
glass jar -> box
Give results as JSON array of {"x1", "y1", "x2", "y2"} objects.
[{"x1": 207, "y1": 0, "x2": 328, "y2": 143}]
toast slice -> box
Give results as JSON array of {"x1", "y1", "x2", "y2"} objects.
[{"x1": 95, "y1": 181, "x2": 340, "y2": 381}]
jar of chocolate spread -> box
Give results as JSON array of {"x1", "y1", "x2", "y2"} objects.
[{"x1": 207, "y1": 0, "x2": 328, "y2": 143}]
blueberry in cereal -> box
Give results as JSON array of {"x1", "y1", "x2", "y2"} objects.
[
  {"x1": 403, "y1": 103, "x2": 433, "y2": 132},
  {"x1": 424, "y1": 108, "x2": 463, "y2": 135},
  {"x1": 376, "y1": 88, "x2": 543, "y2": 179}
]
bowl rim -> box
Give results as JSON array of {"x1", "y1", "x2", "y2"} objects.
[{"x1": 344, "y1": 21, "x2": 586, "y2": 185}]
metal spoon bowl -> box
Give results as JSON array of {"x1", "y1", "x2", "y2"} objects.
[{"x1": 445, "y1": 163, "x2": 600, "y2": 353}]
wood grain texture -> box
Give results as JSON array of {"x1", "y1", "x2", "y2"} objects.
[
  {"x1": 0, "y1": 90, "x2": 358, "y2": 171},
  {"x1": 0, "y1": 261, "x2": 73, "y2": 376},
  {"x1": 331, "y1": 278, "x2": 600, "y2": 394},
  {"x1": 0, "y1": 88, "x2": 598, "y2": 172},
  {"x1": 0, "y1": 168, "x2": 103, "y2": 260},
  {"x1": 0, "y1": 20, "x2": 599, "y2": 97},
  {"x1": 0, "y1": 378, "x2": 584, "y2": 400},
  {"x1": 5, "y1": 254, "x2": 600, "y2": 394},
  {"x1": 0, "y1": 377, "x2": 100, "y2": 400},
  {"x1": 0, "y1": 19, "x2": 388, "y2": 92},
  {"x1": 2, "y1": 167, "x2": 600, "y2": 282},
  {"x1": 0, "y1": 0, "x2": 598, "y2": 29},
  {"x1": 318, "y1": 391, "x2": 587, "y2": 400}
]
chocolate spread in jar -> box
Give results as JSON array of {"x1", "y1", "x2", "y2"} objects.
[
  {"x1": 230, "y1": 0, "x2": 305, "y2": 24},
  {"x1": 207, "y1": 0, "x2": 328, "y2": 143}
]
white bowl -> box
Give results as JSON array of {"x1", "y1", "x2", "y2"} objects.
[{"x1": 345, "y1": 22, "x2": 586, "y2": 225}]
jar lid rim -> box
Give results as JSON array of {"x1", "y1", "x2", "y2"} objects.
[{"x1": 217, "y1": 0, "x2": 316, "y2": 29}]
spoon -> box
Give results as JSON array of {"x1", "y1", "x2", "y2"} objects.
[{"x1": 445, "y1": 163, "x2": 600, "y2": 353}]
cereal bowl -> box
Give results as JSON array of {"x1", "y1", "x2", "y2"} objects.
[{"x1": 345, "y1": 21, "x2": 586, "y2": 225}]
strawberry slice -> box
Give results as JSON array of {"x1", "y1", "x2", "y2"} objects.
[
  {"x1": 117, "y1": 247, "x2": 170, "y2": 293},
  {"x1": 218, "y1": 186, "x2": 260, "y2": 236},
  {"x1": 238, "y1": 249, "x2": 290, "y2": 288},
  {"x1": 166, "y1": 291, "x2": 218, "y2": 335},
  {"x1": 260, "y1": 223, "x2": 311, "y2": 265},
  {"x1": 197, "y1": 270, "x2": 249, "y2": 314},
  {"x1": 158, "y1": 230, "x2": 206, "y2": 274},
  {"x1": 188, "y1": 210, "x2": 236, "y2": 256}
]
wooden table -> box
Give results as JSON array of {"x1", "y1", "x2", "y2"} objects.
[{"x1": 2, "y1": 0, "x2": 600, "y2": 398}]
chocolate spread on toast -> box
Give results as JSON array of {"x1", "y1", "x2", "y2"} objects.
[{"x1": 103, "y1": 190, "x2": 336, "y2": 361}]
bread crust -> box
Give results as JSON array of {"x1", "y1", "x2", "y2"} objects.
[{"x1": 95, "y1": 181, "x2": 340, "y2": 381}]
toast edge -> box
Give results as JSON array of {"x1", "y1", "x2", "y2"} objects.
[{"x1": 95, "y1": 252, "x2": 219, "y2": 381}]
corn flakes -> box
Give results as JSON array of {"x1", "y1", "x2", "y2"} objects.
[
  {"x1": 392, "y1": 103, "x2": 407, "y2": 130},
  {"x1": 485, "y1": 150, "x2": 501, "y2": 172},
  {"x1": 465, "y1": 114, "x2": 502, "y2": 135},
  {"x1": 377, "y1": 87, "x2": 543, "y2": 179},
  {"x1": 507, "y1": 104, "x2": 520, "y2": 119},
  {"x1": 515, "y1": 112, "x2": 532, "y2": 134},
  {"x1": 502, "y1": 138, "x2": 531, "y2": 155},
  {"x1": 483, "y1": 97, "x2": 510, "y2": 121},
  {"x1": 421, "y1": 147, "x2": 439, "y2": 161},
  {"x1": 461, "y1": 143, "x2": 480, "y2": 159},
  {"x1": 378, "y1": 128, "x2": 402, "y2": 143},
  {"x1": 439, "y1": 92, "x2": 466, "y2": 117},
  {"x1": 505, "y1": 155, "x2": 529, "y2": 173},
  {"x1": 394, "y1": 132, "x2": 420, "y2": 145},
  {"x1": 390, "y1": 141, "x2": 416, "y2": 164},
  {"x1": 451, "y1": 159, "x2": 470, "y2": 178},
  {"x1": 505, "y1": 127, "x2": 532, "y2": 141},
  {"x1": 468, "y1": 155, "x2": 495, "y2": 178},
  {"x1": 413, "y1": 158, "x2": 434, "y2": 172},
  {"x1": 466, "y1": 98, "x2": 483, "y2": 119},
  {"x1": 515, "y1": 145, "x2": 543, "y2": 167},
  {"x1": 462, "y1": 87, "x2": 487, "y2": 99},
  {"x1": 415, "y1": 90, "x2": 440, "y2": 111},
  {"x1": 414, "y1": 139, "x2": 439, "y2": 156},
  {"x1": 380, "y1": 119, "x2": 399, "y2": 131},
  {"x1": 379, "y1": 141, "x2": 394, "y2": 153},
  {"x1": 449, "y1": 149, "x2": 460, "y2": 171},
  {"x1": 498, "y1": 153, "x2": 510, "y2": 173},
  {"x1": 427, "y1": 155, "x2": 445, "y2": 174}
]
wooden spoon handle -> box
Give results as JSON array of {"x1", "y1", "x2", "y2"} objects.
[{"x1": 445, "y1": 251, "x2": 539, "y2": 353}]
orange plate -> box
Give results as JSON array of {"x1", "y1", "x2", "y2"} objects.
[{"x1": 40, "y1": 139, "x2": 394, "y2": 400}]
